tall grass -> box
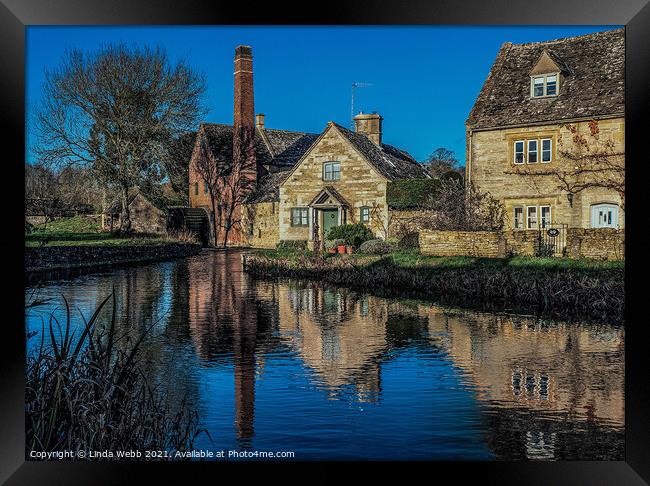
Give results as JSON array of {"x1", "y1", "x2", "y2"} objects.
[{"x1": 25, "y1": 293, "x2": 205, "y2": 456}]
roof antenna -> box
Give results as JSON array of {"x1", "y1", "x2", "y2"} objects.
[{"x1": 351, "y1": 82, "x2": 372, "y2": 128}]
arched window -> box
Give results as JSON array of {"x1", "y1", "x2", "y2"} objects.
[{"x1": 591, "y1": 203, "x2": 619, "y2": 228}]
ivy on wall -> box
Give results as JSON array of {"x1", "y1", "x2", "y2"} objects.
[{"x1": 386, "y1": 178, "x2": 440, "y2": 210}]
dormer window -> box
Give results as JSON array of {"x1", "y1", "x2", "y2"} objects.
[{"x1": 531, "y1": 73, "x2": 559, "y2": 98}]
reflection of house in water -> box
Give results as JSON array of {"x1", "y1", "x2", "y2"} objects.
[{"x1": 418, "y1": 306, "x2": 625, "y2": 459}]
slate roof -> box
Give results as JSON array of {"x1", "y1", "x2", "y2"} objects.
[
  {"x1": 332, "y1": 123, "x2": 430, "y2": 180},
  {"x1": 467, "y1": 28, "x2": 624, "y2": 130},
  {"x1": 200, "y1": 123, "x2": 318, "y2": 172},
  {"x1": 244, "y1": 171, "x2": 288, "y2": 204}
]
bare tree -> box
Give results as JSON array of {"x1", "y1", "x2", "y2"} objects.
[
  {"x1": 507, "y1": 120, "x2": 625, "y2": 208},
  {"x1": 425, "y1": 147, "x2": 463, "y2": 178},
  {"x1": 34, "y1": 44, "x2": 206, "y2": 233}
]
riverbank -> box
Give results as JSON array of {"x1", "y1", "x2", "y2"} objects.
[
  {"x1": 26, "y1": 242, "x2": 202, "y2": 274},
  {"x1": 242, "y1": 250, "x2": 624, "y2": 324}
]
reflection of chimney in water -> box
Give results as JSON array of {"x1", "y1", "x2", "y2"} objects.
[{"x1": 233, "y1": 297, "x2": 258, "y2": 446}]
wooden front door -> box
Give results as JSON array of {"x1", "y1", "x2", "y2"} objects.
[{"x1": 322, "y1": 209, "x2": 339, "y2": 238}]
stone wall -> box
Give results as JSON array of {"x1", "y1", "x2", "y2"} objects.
[
  {"x1": 241, "y1": 201, "x2": 279, "y2": 249},
  {"x1": 104, "y1": 194, "x2": 167, "y2": 235},
  {"x1": 419, "y1": 228, "x2": 624, "y2": 260},
  {"x1": 419, "y1": 230, "x2": 504, "y2": 258},
  {"x1": 567, "y1": 228, "x2": 625, "y2": 261},
  {"x1": 26, "y1": 243, "x2": 202, "y2": 274}
]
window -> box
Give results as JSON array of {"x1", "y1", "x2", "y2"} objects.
[
  {"x1": 527, "y1": 140, "x2": 538, "y2": 163},
  {"x1": 527, "y1": 206, "x2": 538, "y2": 229},
  {"x1": 541, "y1": 139, "x2": 552, "y2": 162},
  {"x1": 531, "y1": 73, "x2": 560, "y2": 97},
  {"x1": 204, "y1": 181, "x2": 209, "y2": 194},
  {"x1": 360, "y1": 206, "x2": 370, "y2": 223},
  {"x1": 514, "y1": 141, "x2": 525, "y2": 164},
  {"x1": 323, "y1": 161, "x2": 341, "y2": 181},
  {"x1": 591, "y1": 203, "x2": 619, "y2": 228},
  {"x1": 540, "y1": 205, "x2": 551, "y2": 228},
  {"x1": 194, "y1": 182, "x2": 199, "y2": 196},
  {"x1": 291, "y1": 207, "x2": 309, "y2": 227},
  {"x1": 513, "y1": 206, "x2": 524, "y2": 229}
]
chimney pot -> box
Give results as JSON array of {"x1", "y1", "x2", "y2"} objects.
[
  {"x1": 353, "y1": 112, "x2": 383, "y2": 145},
  {"x1": 255, "y1": 113, "x2": 265, "y2": 129}
]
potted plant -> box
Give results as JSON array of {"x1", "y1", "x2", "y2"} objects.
[
  {"x1": 334, "y1": 239, "x2": 347, "y2": 254},
  {"x1": 324, "y1": 240, "x2": 337, "y2": 254},
  {"x1": 346, "y1": 245, "x2": 354, "y2": 254}
]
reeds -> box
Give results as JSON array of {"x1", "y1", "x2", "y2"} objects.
[{"x1": 25, "y1": 293, "x2": 204, "y2": 457}]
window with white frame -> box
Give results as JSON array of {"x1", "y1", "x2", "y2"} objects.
[
  {"x1": 527, "y1": 206, "x2": 538, "y2": 229},
  {"x1": 541, "y1": 139, "x2": 552, "y2": 162},
  {"x1": 590, "y1": 203, "x2": 619, "y2": 228},
  {"x1": 531, "y1": 73, "x2": 559, "y2": 98},
  {"x1": 323, "y1": 161, "x2": 341, "y2": 181},
  {"x1": 360, "y1": 206, "x2": 370, "y2": 223},
  {"x1": 540, "y1": 205, "x2": 551, "y2": 228},
  {"x1": 513, "y1": 206, "x2": 524, "y2": 229},
  {"x1": 514, "y1": 141, "x2": 525, "y2": 164},
  {"x1": 291, "y1": 207, "x2": 309, "y2": 227},
  {"x1": 527, "y1": 140, "x2": 538, "y2": 163}
]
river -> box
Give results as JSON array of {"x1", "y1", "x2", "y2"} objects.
[{"x1": 25, "y1": 250, "x2": 624, "y2": 460}]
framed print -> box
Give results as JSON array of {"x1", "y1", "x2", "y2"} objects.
[{"x1": 2, "y1": 0, "x2": 649, "y2": 483}]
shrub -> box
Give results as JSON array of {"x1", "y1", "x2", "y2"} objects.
[
  {"x1": 326, "y1": 223, "x2": 374, "y2": 247},
  {"x1": 325, "y1": 239, "x2": 345, "y2": 249},
  {"x1": 358, "y1": 239, "x2": 394, "y2": 255},
  {"x1": 277, "y1": 240, "x2": 308, "y2": 250},
  {"x1": 398, "y1": 232, "x2": 420, "y2": 250},
  {"x1": 387, "y1": 179, "x2": 440, "y2": 210}
]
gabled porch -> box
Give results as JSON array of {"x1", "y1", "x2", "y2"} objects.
[{"x1": 307, "y1": 186, "x2": 350, "y2": 246}]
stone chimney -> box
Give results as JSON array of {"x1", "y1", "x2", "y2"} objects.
[
  {"x1": 233, "y1": 45, "x2": 257, "y2": 182},
  {"x1": 354, "y1": 112, "x2": 383, "y2": 145},
  {"x1": 255, "y1": 113, "x2": 265, "y2": 129}
]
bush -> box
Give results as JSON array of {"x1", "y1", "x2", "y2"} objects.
[
  {"x1": 387, "y1": 179, "x2": 440, "y2": 210},
  {"x1": 326, "y1": 223, "x2": 374, "y2": 247},
  {"x1": 398, "y1": 232, "x2": 420, "y2": 250},
  {"x1": 277, "y1": 240, "x2": 308, "y2": 250},
  {"x1": 358, "y1": 239, "x2": 394, "y2": 255},
  {"x1": 325, "y1": 239, "x2": 345, "y2": 249}
]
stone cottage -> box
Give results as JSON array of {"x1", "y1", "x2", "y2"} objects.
[
  {"x1": 466, "y1": 28, "x2": 625, "y2": 232},
  {"x1": 102, "y1": 187, "x2": 168, "y2": 234},
  {"x1": 188, "y1": 45, "x2": 429, "y2": 248}
]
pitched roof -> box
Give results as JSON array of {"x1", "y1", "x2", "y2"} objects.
[
  {"x1": 467, "y1": 28, "x2": 624, "y2": 130},
  {"x1": 200, "y1": 123, "x2": 318, "y2": 172},
  {"x1": 332, "y1": 123, "x2": 430, "y2": 180},
  {"x1": 244, "y1": 171, "x2": 288, "y2": 204}
]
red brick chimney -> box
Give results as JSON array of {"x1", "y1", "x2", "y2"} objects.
[{"x1": 233, "y1": 45, "x2": 257, "y2": 184}]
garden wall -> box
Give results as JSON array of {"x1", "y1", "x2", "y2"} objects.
[
  {"x1": 419, "y1": 228, "x2": 624, "y2": 260},
  {"x1": 25, "y1": 242, "x2": 202, "y2": 273}
]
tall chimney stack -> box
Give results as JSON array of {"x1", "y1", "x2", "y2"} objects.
[
  {"x1": 233, "y1": 45, "x2": 257, "y2": 182},
  {"x1": 354, "y1": 112, "x2": 383, "y2": 145}
]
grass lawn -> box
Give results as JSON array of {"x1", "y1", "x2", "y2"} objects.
[
  {"x1": 26, "y1": 215, "x2": 182, "y2": 248},
  {"x1": 253, "y1": 247, "x2": 624, "y2": 271}
]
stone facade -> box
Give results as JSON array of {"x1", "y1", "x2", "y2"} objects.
[
  {"x1": 467, "y1": 117, "x2": 625, "y2": 231},
  {"x1": 103, "y1": 192, "x2": 168, "y2": 235},
  {"x1": 241, "y1": 202, "x2": 279, "y2": 249},
  {"x1": 279, "y1": 125, "x2": 388, "y2": 244}
]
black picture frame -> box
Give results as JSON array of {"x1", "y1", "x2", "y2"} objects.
[{"x1": 2, "y1": 0, "x2": 648, "y2": 483}]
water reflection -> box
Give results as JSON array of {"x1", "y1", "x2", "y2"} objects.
[{"x1": 26, "y1": 250, "x2": 624, "y2": 460}]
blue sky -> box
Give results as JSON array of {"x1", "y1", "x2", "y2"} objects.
[{"x1": 26, "y1": 25, "x2": 618, "y2": 164}]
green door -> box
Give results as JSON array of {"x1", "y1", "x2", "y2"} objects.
[{"x1": 322, "y1": 209, "x2": 339, "y2": 238}]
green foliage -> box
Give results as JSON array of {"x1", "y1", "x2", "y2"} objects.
[
  {"x1": 387, "y1": 178, "x2": 440, "y2": 209},
  {"x1": 326, "y1": 223, "x2": 374, "y2": 247},
  {"x1": 358, "y1": 239, "x2": 394, "y2": 255},
  {"x1": 324, "y1": 239, "x2": 345, "y2": 249},
  {"x1": 276, "y1": 240, "x2": 308, "y2": 250}
]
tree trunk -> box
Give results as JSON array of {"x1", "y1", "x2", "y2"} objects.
[
  {"x1": 208, "y1": 191, "x2": 218, "y2": 248},
  {"x1": 119, "y1": 185, "x2": 132, "y2": 234}
]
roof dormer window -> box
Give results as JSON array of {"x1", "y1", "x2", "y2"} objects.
[{"x1": 531, "y1": 73, "x2": 559, "y2": 98}]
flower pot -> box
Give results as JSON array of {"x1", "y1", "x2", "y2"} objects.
[
  {"x1": 337, "y1": 245, "x2": 346, "y2": 254},
  {"x1": 327, "y1": 247, "x2": 336, "y2": 254},
  {"x1": 346, "y1": 246, "x2": 353, "y2": 254}
]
